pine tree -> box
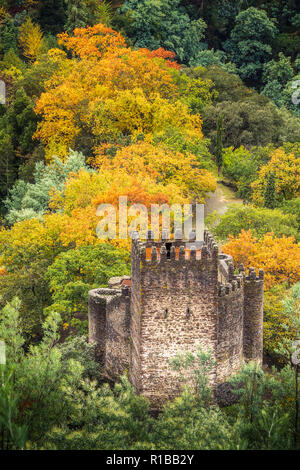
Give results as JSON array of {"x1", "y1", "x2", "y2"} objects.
[
  {"x1": 37, "y1": 0, "x2": 66, "y2": 35},
  {"x1": 7, "y1": 87, "x2": 38, "y2": 155},
  {"x1": 65, "y1": 0, "x2": 90, "y2": 33},
  {"x1": 0, "y1": 134, "x2": 17, "y2": 214},
  {"x1": 0, "y1": 15, "x2": 18, "y2": 54},
  {"x1": 264, "y1": 172, "x2": 277, "y2": 209},
  {"x1": 215, "y1": 114, "x2": 223, "y2": 176}
]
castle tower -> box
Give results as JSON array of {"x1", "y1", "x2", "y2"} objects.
[
  {"x1": 129, "y1": 231, "x2": 220, "y2": 408},
  {"x1": 88, "y1": 231, "x2": 264, "y2": 408},
  {"x1": 242, "y1": 267, "x2": 264, "y2": 364},
  {"x1": 88, "y1": 278, "x2": 131, "y2": 378}
]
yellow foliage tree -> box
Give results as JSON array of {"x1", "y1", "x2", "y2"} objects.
[
  {"x1": 222, "y1": 229, "x2": 300, "y2": 289},
  {"x1": 251, "y1": 148, "x2": 300, "y2": 205},
  {"x1": 57, "y1": 23, "x2": 126, "y2": 60},
  {"x1": 33, "y1": 24, "x2": 206, "y2": 161},
  {"x1": 0, "y1": 6, "x2": 7, "y2": 23},
  {"x1": 19, "y1": 17, "x2": 44, "y2": 61},
  {"x1": 94, "y1": 142, "x2": 216, "y2": 201},
  {"x1": 48, "y1": 167, "x2": 188, "y2": 250}
]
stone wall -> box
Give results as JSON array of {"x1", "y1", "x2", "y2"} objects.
[
  {"x1": 105, "y1": 287, "x2": 131, "y2": 378},
  {"x1": 217, "y1": 279, "x2": 244, "y2": 384},
  {"x1": 88, "y1": 285, "x2": 131, "y2": 376},
  {"x1": 129, "y1": 235, "x2": 142, "y2": 393},
  {"x1": 243, "y1": 267, "x2": 264, "y2": 364},
  {"x1": 88, "y1": 288, "x2": 109, "y2": 362}
]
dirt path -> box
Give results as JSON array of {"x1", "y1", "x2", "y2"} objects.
[{"x1": 204, "y1": 182, "x2": 243, "y2": 217}]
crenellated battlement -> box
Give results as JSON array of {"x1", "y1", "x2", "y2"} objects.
[
  {"x1": 133, "y1": 230, "x2": 219, "y2": 267},
  {"x1": 218, "y1": 277, "x2": 243, "y2": 297},
  {"x1": 244, "y1": 266, "x2": 265, "y2": 282}
]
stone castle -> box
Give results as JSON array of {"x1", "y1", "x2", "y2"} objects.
[{"x1": 88, "y1": 230, "x2": 264, "y2": 408}]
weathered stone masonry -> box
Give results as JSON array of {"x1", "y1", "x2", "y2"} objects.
[{"x1": 89, "y1": 231, "x2": 264, "y2": 408}]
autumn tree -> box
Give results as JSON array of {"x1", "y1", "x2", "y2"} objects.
[
  {"x1": 94, "y1": 142, "x2": 216, "y2": 201},
  {"x1": 222, "y1": 230, "x2": 300, "y2": 289},
  {"x1": 34, "y1": 25, "x2": 201, "y2": 159},
  {"x1": 138, "y1": 47, "x2": 180, "y2": 70},
  {"x1": 0, "y1": 214, "x2": 66, "y2": 337},
  {"x1": 57, "y1": 23, "x2": 126, "y2": 59},
  {"x1": 48, "y1": 165, "x2": 189, "y2": 250},
  {"x1": 251, "y1": 149, "x2": 300, "y2": 206},
  {"x1": 19, "y1": 17, "x2": 44, "y2": 61}
]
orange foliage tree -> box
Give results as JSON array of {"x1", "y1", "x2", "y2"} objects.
[
  {"x1": 19, "y1": 17, "x2": 44, "y2": 61},
  {"x1": 48, "y1": 167, "x2": 189, "y2": 250},
  {"x1": 138, "y1": 47, "x2": 181, "y2": 69},
  {"x1": 94, "y1": 142, "x2": 216, "y2": 201},
  {"x1": 33, "y1": 24, "x2": 205, "y2": 160},
  {"x1": 57, "y1": 24, "x2": 127, "y2": 59},
  {"x1": 222, "y1": 229, "x2": 300, "y2": 289}
]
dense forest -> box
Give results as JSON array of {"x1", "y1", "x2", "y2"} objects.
[{"x1": 0, "y1": 0, "x2": 299, "y2": 451}]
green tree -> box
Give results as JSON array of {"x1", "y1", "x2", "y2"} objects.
[
  {"x1": 193, "y1": 65, "x2": 251, "y2": 104},
  {"x1": 263, "y1": 53, "x2": 295, "y2": 87},
  {"x1": 215, "y1": 114, "x2": 223, "y2": 175},
  {"x1": 44, "y1": 244, "x2": 130, "y2": 331},
  {"x1": 224, "y1": 7, "x2": 278, "y2": 84},
  {"x1": 4, "y1": 150, "x2": 90, "y2": 224},
  {"x1": 36, "y1": 0, "x2": 67, "y2": 35},
  {"x1": 0, "y1": 297, "x2": 28, "y2": 450},
  {"x1": 263, "y1": 283, "x2": 291, "y2": 358},
  {"x1": 118, "y1": 0, "x2": 207, "y2": 65},
  {"x1": 7, "y1": 87, "x2": 39, "y2": 155},
  {"x1": 206, "y1": 205, "x2": 299, "y2": 242},
  {"x1": 189, "y1": 49, "x2": 236, "y2": 73},
  {"x1": 0, "y1": 48, "x2": 24, "y2": 74},
  {"x1": 261, "y1": 53, "x2": 298, "y2": 112},
  {"x1": 276, "y1": 283, "x2": 300, "y2": 447},
  {"x1": 0, "y1": 15, "x2": 18, "y2": 54},
  {"x1": 264, "y1": 172, "x2": 277, "y2": 209},
  {"x1": 0, "y1": 366, "x2": 28, "y2": 450},
  {"x1": 43, "y1": 376, "x2": 153, "y2": 450},
  {"x1": 221, "y1": 146, "x2": 261, "y2": 199},
  {"x1": 0, "y1": 128, "x2": 16, "y2": 210},
  {"x1": 280, "y1": 198, "x2": 300, "y2": 232},
  {"x1": 64, "y1": 0, "x2": 90, "y2": 33},
  {"x1": 229, "y1": 362, "x2": 293, "y2": 449},
  {"x1": 202, "y1": 96, "x2": 299, "y2": 149},
  {"x1": 152, "y1": 389, "x2": 240, "y2": 450},
  {"x1": 0, "y1": 298, "x2": 99, "y2": 447}
]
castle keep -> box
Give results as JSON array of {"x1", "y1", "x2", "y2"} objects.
[{"x1": 88, "y1": 231, "x2": 264, "y2": 408}]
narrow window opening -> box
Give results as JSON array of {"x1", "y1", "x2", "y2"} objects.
[
  {"x1": 165, "y1": 308, "x2": 168, "y2": 319},
  {"x1": 165, "y1": 242, "x2": 172, "y2": 259},
  {"x1": 186, "y1": 307, "x2": 191, "y2": 319}
]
